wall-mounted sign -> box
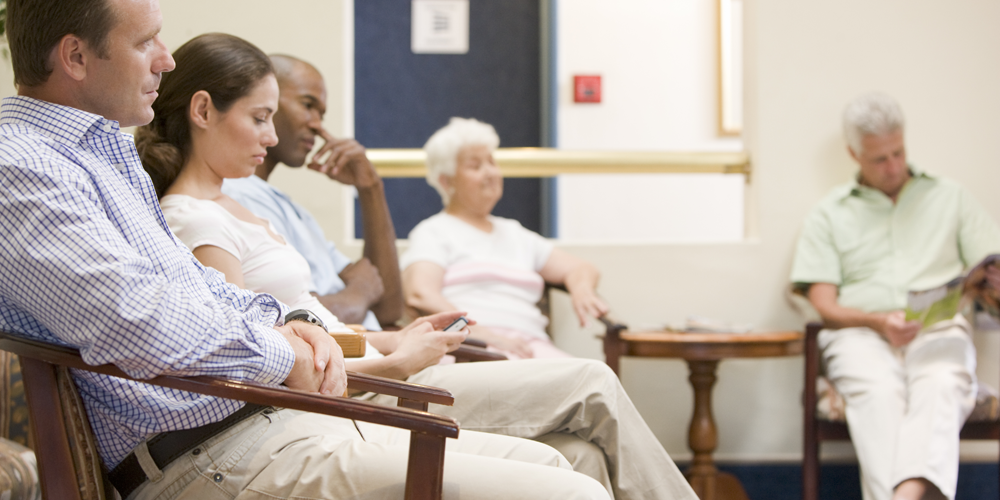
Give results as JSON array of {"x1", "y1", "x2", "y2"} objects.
[
  {"x1": 412, "y1": 0, "x2": 470, "y2": 54},
  {"x1": 573, "y1": 75, "x2": 602, "y2": 103}
]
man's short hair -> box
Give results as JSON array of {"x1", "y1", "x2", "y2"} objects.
[
  {"x1": 842, "y1": 92, "x2": 906, "y2": 154},
  {"x1": 6, "y1": 0, "x2": 118, "y2": 87}
]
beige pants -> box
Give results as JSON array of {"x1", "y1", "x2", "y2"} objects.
[
  {"x1": 819, "y1": 319, "x2": 977, "y2": 500},
  {"x1": 373, "y1": 358, "x2": 697, "y2": 500},
  {"x1": 130, "y1": 408, "x2": 610, "y2": 500}
]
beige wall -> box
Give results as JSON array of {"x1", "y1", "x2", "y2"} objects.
[
  {"x1": 2, "y1": 0, "x2": 997, "y2": 462},
  {"x1": 288, "y1": 0, "x2": 1000, "y2": 461}
]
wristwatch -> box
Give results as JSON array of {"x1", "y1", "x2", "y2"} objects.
[{"x1": 284, "y1": 309, "x2": 328, "y2": 332}]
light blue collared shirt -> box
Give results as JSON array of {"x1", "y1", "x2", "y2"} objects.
[{"x1": 0, "y1": 96, "x2": 295, "y2": 467}]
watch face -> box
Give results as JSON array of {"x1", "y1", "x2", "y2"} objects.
[{"x1": 285, "y1": 309, "x2": 328, "y2": 332}]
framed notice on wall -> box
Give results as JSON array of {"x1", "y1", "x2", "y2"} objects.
[{"x1": 412, "y1": 0, "x2": 470, "y2": 54}]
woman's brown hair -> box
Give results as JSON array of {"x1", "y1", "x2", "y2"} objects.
[{"x1": 135, "y1": 33, "x2": 273, "y2": 198}]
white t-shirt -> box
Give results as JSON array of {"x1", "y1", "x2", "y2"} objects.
[
  {"x1": 401, "y1": 212, "x2": 555, "y2": 340},
  {"x1": 160, "y1": 195, "x2": 354, "y2": 336}
]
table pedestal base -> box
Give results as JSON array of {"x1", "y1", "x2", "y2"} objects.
[
  {"x1": 685, "y1": 471, "x2": 749, "y2": 500},
  {"x1": 685, "y1": 359, "x2": 752, "y2": 500}
]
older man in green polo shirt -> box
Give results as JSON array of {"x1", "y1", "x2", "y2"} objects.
[{"x1": 791, "y1": 93, "x2": 1000, "y2": 500}]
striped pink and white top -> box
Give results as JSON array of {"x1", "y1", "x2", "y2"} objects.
[{"x1": 402, "y1": 212, "x2": 555, "y2": 340}]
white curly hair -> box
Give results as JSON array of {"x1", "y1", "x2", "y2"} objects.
[
  {"x1": 423, "y1": 117, "x2": 501, "y2": 204},
  {"x1": 842, "y1": 92, "x2": 905, "y2": 154}
]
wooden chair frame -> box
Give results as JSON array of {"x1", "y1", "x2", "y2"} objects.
[
  {"x1": 0, "y1": 331, "x2": 460, "y2": 500},
  {"x1": 598, "y1": 317, "x2": 630, "y2": 376},
  {"x1": 454, "y1": 337, "x2": 508, "y2": 362},
  {"x1": 802, "y1": 322, "x2": 1000, "y2": 500}
]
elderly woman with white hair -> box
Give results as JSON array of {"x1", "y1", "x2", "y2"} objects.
[{"x1": 401, "y1": 118, "x2": 608, "y2": 359}]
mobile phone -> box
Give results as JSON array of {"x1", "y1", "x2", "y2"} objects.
[{"x1": 443, "y1": 316, "x2": 470, "y2": 332}]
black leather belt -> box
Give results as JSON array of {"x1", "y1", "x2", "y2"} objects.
[{"x1": 109, "y1": 403, "x2": 270, "y2": 498}]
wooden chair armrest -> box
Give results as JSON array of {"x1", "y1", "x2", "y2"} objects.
[
  {"x1": 0, "y1": 333, "x2": 458, "y2": 438},
  {"x1": 598, "y1": 316, "x2": 627, "y2": 336},
  {"x1": 461, "y1": 337, "x2": 488, "y2": 349},
  {"x1": 347, "y1": 371, "x2": 455, "y2": 407},
  {"x1": 331, "y1": 331, "x2": 366, "y2": 358},
  {"x1": 333, "y1": 325, "x2": 456, "y2": 407},
  {"x1": 452, "y1": 345, "x2": 507, "y2": 362}
]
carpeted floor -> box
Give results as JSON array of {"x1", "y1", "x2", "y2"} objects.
[{"x1": 672, "y1": 463, "x2": 999, "y2": 500}]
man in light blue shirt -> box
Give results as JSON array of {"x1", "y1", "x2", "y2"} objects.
[{"x1": 224, "y1": 56, "x2": 401, "y2": 333}]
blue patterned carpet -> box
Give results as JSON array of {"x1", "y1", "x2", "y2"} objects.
[{"x1": 672, "y1": 463, "x2": 999, "y2": 500}]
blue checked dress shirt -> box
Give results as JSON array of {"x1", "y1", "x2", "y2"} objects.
[{"x1": 0, "y1": 96, "x2": 296, "y2": 467}]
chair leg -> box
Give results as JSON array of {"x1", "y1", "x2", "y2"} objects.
[
  {"x1": 603, "y1": 323, "x2": 624, "y2": 376},
  {"x1": 405, "y1": 432, "x2": 447, "y2": 500},
  {"x1": 802, "y1": 323, "x2": 822, "y2": 500},
  {"x1": 19, "y1": 357, "x2": 84, "y2": 500},
  {"x1": 803, "y1": 426, "x2": 819, "y2": 500}
]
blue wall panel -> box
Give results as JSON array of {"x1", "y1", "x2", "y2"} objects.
[{"x1": 354, "y1": 0, "x2": 542, "y2": 238}]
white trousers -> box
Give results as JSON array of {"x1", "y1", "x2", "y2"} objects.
[
  {"x1": 373, "y1": 358, "x2": 697, "y2": 500},
  {"x1": 130, "y1": 407, "x2": 610, "y2": 500},
  {"x1": 818, "y1": 319, "x2": 977, "y2": 500}
]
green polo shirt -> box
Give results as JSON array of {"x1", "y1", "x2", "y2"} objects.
[{"x1": 790, "y1": 170, "x2": 1000, "y2": 313}]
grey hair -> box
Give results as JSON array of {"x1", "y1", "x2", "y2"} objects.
[
  {"x1": 842, "y1": 92, "x2": 905, "y2": 154},
  {"x1": 424, "y1": 117, "x2": 501, "y2": 204}
]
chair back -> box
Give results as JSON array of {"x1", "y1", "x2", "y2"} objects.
[
  {"x1": 0, "y1": 351, "x2": 32, "y2": 448},
  {"x1": 3, "y1": 331, "x2": 461, "y2": 500},
  {"x1": 17, "y1": 354, "x2": 113, "y2": 500}
]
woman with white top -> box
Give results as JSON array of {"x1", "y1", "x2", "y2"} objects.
[
  {"x1": 135, "y1": 34, "x2": 470, "y2": 378},
  {"x1": 402, "y1": 118, "x2": 609, "y2": 359}
]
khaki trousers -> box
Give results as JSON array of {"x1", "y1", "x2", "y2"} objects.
[
  {"x1": 130, "y1": 408, "x2": 610, "y2": 500},
  {"x1": 373, "y1": 358, "x2": 696, "y2": 500},
  {"x1": 819, "y1": 319, "x2": 977, "y2": 500}
]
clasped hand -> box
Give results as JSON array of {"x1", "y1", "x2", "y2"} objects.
[{"x1": 277, "y1": 321, "x2": 347, "y2": 396}]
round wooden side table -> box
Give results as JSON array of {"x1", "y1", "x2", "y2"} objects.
[{"x1": 604, "y1": 329, "x2": 803, "y2": 500}]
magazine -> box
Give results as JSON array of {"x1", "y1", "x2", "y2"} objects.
[
  {"x1": 905, "y1": 254, "x2": 1000, "y2": 329},
  {"x1": 905, "y1": 277, "x2": 964, "y2": 330}
]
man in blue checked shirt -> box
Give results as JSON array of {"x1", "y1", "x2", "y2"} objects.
[{"x1": 0, "y1": 1, "x2": 614, "y2": 499}]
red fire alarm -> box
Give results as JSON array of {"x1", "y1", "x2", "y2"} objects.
[{"x1": 573, "y1": 75, "x2": 602, "y2": 103}]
